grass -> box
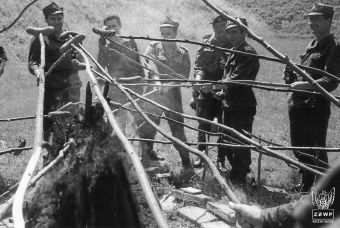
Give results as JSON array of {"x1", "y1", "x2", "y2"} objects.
[{"x1": 1, "y1": 0, "x2": 340, "y2": 225}]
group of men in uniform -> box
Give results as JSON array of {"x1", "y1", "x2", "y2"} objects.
[
  {"x1": 25, "y1": 2, "x2": 340, "y2": 183},
  {"x1": 14, "y1": 1, "x2": 340, "y2": 226}
]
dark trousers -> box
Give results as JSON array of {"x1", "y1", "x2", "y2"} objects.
[
  {"x1": 195, "y1": 95, "x2": 222, "y2": 151},
  {"x1": 137, "y1": 88, "x2": 191, "y2": 168},
  {"x1": 218, "y1": 107, "x2": 256, "y2": 176},
  {"x1": 289, "y1": 106, "x2": 330, "y2": 189}
]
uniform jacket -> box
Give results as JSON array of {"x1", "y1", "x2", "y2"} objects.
[
  {"x1": 289, "y1": 35, "x2": 340, "y2": 108},
  {"x1": 144, "y1": 41, "x2": 190, "y2": 104},
  {"x1": 97, "y1": 37, "x2": 144, "y2": 78},
  {"x1": 28, "y1": 32, "x2": 82, "y2": 89},
  {"x1": 221, "y1": 41, "x2": 259, "y2": 110},
  {"x1": 194, "y1": 33, "x2": 232, "y2": 81},
  {"x1": 144, "y1": 41, "x2": 190, "y2": 79}
]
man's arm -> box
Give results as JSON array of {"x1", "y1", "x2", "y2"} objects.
[
  {"x1": 28, "y1": 38, "x2": 41, "y2": 78},
  {"x1": 182, "y1": 51, "x2": 191, "y2": 79},
  {"x1": 291, "y1": 46, "x2": 340, "y2": 91},
  {"x1": 96, "y1": 39, "x2": 108, "y2": 72},
  {"x1": 193, "y1": 45, "x2": 206, "y2": 80},
  {"x1": 143, "y1": 44, "x2": 159, "y2": 79},
  {"x1": 229, "y1": 199, "x2": 300, "y2": 228},
  {"x1": 129, "y1": 39, "x2": 145, "y2": 77}
]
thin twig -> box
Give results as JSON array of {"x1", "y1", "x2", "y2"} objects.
[
  {"x1": 0, "y1": 147, "x2": 33, "y2": 156},
  {"x1": 242, "y1": 130, "x2": 330, "y2": 168},
  {"x1": 127, "y1": 138, "x2": 340, "y2": 152},
  {"x1": 0, "y1": 0, "x2": 39, "y2": 33}
]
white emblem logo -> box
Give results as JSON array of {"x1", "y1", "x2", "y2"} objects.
[{"x1": 312, "y1": 187, "x2": 335, "y2": 210}]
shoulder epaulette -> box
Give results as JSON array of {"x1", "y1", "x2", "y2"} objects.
[
  {"x1": 150, "y1": 40, "x2": 160, "y2": 46},
  {"x1": 244, "y1": 44, "x2": 256, "y2": 54},
  {"x1": 202, "y1": 34, "x2": 213, "y2": 42}
]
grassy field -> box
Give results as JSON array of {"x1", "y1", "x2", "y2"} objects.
[{"x1": 1, "y1": 0, "x2": 340, "y2": 221}]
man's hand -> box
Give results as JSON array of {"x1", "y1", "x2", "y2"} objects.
[
  {"x1": 229, "y1": 202, "x2": 263, "y2": 228},
  {"x1": 34, "y1": 69, "x2": 41, "y2": 86}
]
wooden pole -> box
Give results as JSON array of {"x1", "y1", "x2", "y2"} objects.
[
  {"x1": 73, "y1": 44, "x2": 170, "y2": 228},
  {"x1": 13, "y1": 33, "x2": 46, "y2": 228},
  {"x1": 127, "y1": 138, "x2": 340, "y2": 152}
]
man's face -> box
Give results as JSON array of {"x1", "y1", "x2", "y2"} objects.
[
  {"x1": 226, "y1": 27, "x2": 245, "y2": 47},
  {"x1": 45, "y1": 14, "x2": 64, "y2": 33},
  {"x1": 308, "y1": 15, "x2": 331, "y2": 38},
  {"x1": 160, "y1": 27, "x2": 177, "y2": 39},
  {"x1": 105, "y1": 19, "x2": 121, "y2": 34},
  {"x1": 213, "y1": 21, "x2": 227, "y2": 37}
]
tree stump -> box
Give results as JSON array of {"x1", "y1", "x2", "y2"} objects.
[{"x1": 25, "y1": 101, "x2": 158, "y2": 228}]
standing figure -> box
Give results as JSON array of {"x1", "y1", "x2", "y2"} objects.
[
  {"x1": 138, "y1": 18, "x2": 192, "y2": 171},
  {"x1": 284, "y1": 3, "x2": 340, "y2": 192},
  {"x1": 28, "y1": 2, "x2": 83, "y2": 141},
  {"x1": 192, "y1": 15, "x2": 232, "y2": 168},
  {"x1": 0, "y1": 46, "x2": 7, "y2": 77},
  {"x1": 96, "y1": 14, "x2": 144, "y2": 132},
  {"x1": 216, "y1": 18, "x2": 259, "y2": 184}
]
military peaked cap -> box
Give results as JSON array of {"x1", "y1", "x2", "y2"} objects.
[
  {"x1": 308, "y1": 2, "x2": 334, "y2": 19},
  {"x1": 160, "y1": 17, "x2": 179, "y2": 30},
  {"x1": 43, "y1": 2, "x2": 63, "y2": 18},
  {"x1": 212, "y1": 15, "x2": 228, "y2": 24},
  {"x1": 225, "y1": 17, "x2": 248, "y2": 30}
]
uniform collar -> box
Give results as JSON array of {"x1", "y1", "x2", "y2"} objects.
[
  {"x1": 233, "y1": 40, "x2": 247, "y2": 51},
  {"x1": 307, "y1": 34, "x2": 334, "y2": 50},
  {"x1": 155, "y1": 41, "x2": 180, "y2": 53}
]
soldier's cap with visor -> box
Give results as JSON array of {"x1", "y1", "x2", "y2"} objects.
[
  {"x1": 225, "y1": 17, "x2": 248, "y2": 31},
  {"x1": 308, "y1": 2, "x2": 334, "y2": 19},
  {"x1": 211, "y1": 15, "x2": 228, "y2": 24},
  {"x1": 160, "y1": 17, "x2": 179, "y2": 31},
  {"x1": 43, "y1": 2, "x2": 64, "y2": 18}
]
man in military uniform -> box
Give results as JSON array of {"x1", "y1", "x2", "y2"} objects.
[
  {"x1": 138, "y1": 18, "x2": 192, "y2": 171},
  {"x1": 28, "y1": 2, "x2": 83, "y2": 141},
  {"x1": 0, "y1": 46, "x2": 7, "y2": 77},
  {"x1": 96, "y1": 14, "x2": 144, "y2": 131},
  {"x1": 284, "y1": 2, "x2": 340, "y2": 192},
  {"x1": 215, "y1": 18, "x2": 259, "y2": 184},
  {"x1": 192, "y1": 15, "x2": 232, "y2": 168}
]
